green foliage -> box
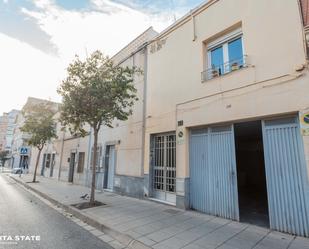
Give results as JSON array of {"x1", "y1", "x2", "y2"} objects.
[
  {"x1": 58, "y1": 50, "x2": 140, "y2": 205},
  {"x1": 20, "y1": 103, "x2": 58, "y2": 150},
  {"x1": 57, "y1": 50, "x2": 139, "y2": 134}
]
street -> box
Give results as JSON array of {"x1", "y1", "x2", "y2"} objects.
[{"x1": 0, "y1": 174, "x2": 112, "y2": 249}]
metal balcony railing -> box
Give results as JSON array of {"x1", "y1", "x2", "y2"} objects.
[{"x1": 201, "y1": 55, "x2": 247, "y2": 82}]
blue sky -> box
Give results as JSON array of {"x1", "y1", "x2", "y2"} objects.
[{"x1": 0, "y1": 0, "x2": 204, "y2": 113}]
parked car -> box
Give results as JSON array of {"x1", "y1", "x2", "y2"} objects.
[{"x1": 11, "y1": 168, "x2": 23, "y2": 174}]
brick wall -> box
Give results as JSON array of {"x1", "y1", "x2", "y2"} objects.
[{"x1": 301, "y1": 0, "x2": 309, "y2": 27}]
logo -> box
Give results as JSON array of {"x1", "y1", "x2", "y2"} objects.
[
  {"x1": 300, "y1": 111, "x2": 309, "y2": 136},
  {"x1": 178, "y1": 131, "x2": 184, "y2": 138},
  {"x1": 303, "y1": 114, "x2": 309, "y2": 125},
  {"x1": 0, "y1": 235, "x2": 40, "y2": 245}
]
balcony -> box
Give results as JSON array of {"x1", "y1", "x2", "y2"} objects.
[{"x1": 201, "y1": 55, "x2": 247, "y2": 82}]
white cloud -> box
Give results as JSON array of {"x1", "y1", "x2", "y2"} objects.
[
  {"x1": 3, "y1": 0, "x2": 9, "y2": 3},
  {"x1": 21, "y1": 0, "x2": 177, "y2": 61},
  {"x1": 0, "y1": 33, "x2": 64, "y2": 112},
  {"x1": 0, "y1": 0, "x2": 182, "y2": 113}
]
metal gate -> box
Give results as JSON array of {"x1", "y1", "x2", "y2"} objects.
[
  {"x1": 152, "y1": 133, "x2": 176, "y2": 204},
  {"x1": 262, "y1": 117, "x2": 309, "y2": 236},
  {"x1": 190, "y1": 125, "x2": 239, "y2": 220}
]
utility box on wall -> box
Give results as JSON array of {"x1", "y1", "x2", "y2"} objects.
[{"x1": 300, "y1": 109, "x2": 309, "y2": 135}]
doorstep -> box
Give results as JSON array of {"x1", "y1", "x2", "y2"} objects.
[{"x1": 148, "y1": 198, "x2": 176, "y2": 207}]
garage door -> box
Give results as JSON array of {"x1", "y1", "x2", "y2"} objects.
[
  {"x1": 262, "y1": 117, "x2": 309, "y2": 236},
  {"x1": 190, "y1": 125, "x2": 239, "y2": 220}
]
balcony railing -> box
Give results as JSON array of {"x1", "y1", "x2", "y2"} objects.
[{"x1": 201, "y1": 55, "x2": 247, "y2": 82}]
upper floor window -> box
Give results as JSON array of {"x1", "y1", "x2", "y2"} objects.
[{"x1": 202, "y1": 29, "x2": 246, "y2": 81}]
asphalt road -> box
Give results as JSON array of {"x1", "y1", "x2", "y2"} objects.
[{"x1": 0, "y1": 174, "x2": 112, "y2": 249}]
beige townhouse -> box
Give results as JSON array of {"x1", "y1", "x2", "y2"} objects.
[
  {"x1": 30, "y1": 111, "x2": 91, "y2": 186},
  {"x1": 24, "y1": 0, "x2": 309, "y2": 237},
  {"x1": 29, "y1": 28, "x2": 157, "y2": 194},
  {"x1": 143, "y1": 0, "x2": 309, "y2": 237},
  {"x1": 89, "y1": 27, "x2": 158, "y2": 197}
]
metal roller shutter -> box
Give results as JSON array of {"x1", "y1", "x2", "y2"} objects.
[
  {"x1": 190, "y1": 125, "x2": 239, "y2": 220},
  {"x1": 262, "y1": 117, "x2": 309, "y2": 236}
]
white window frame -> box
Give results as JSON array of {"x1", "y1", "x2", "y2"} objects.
[{"x1": 207, "y1": 28, "x2": 244, "y2": 74}]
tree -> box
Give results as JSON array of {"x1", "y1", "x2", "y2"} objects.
[
  {"x1": 0, "y1": 150, "x2": 9, "y2": 167},
  {"x1": 21, "y1": 103, "x2": 57, "y2": 182},
  {"x1": 58, "y1": 50, "x2": 139, "y2": 206}
]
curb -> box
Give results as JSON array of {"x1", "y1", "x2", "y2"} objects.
[{"x1": 9, "y1": 175, "x2": 151, "y2": 249}]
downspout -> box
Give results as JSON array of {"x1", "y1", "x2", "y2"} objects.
[
  {"x1": 297, "y1": 0, "x2": 309, "y2": 61},
  {"x1": 58, "y1": 130, "x2": 65, "y2": 180},
  {"x1": 86, "y1": 128, "x2": 92, "y2": 186},
  {"x1": 140, "y1": 44, "x2": 148, "y2": 178},
  {"x1": 306, "y1": 28, "x2": 309, "y2": 61},
  {"x1": 75, "y1": 135, "x2": 81, "y2": 183},
  {"x1": 190, "y1": 10, "x2": 197, "y2": 42}
]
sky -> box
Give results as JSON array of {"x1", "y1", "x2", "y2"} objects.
[{"x1": 0, "y1": 0, "x2": 204, "y2": 114}]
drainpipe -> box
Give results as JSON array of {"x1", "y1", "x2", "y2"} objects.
[
  {"x1": 86, "y1": 128, "x2": 92, "y2": 186},
  {"x1": 297, "y1": 0, "x2": 309, "y2": 61},
  {"x1": 58, "y1": 130, "x2": 65, "y2": 180},
  {"x1": 190, "y1": 10, "x2": 197, "y2": 42},
  {"x1": 140, "y1": 45, "x2": 148, "y2": 178}
]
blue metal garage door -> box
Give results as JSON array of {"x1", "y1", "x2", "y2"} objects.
[
  {"x1": 262, "y1": 117, "x2": 309, "y2": 236},
  {"x1": 190, "y1": 125, "x2": 239, "y2": 220}
]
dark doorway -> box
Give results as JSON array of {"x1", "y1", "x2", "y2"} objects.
[
  {"x1": 19, "y1": 155, "x2": 29, "y2": 172},
  {"x1": 68, "y1": 153, "x2": 76, "y2": 183},
  {"x1": 103, "y1": 145, "x2": 115, "y2": 190},
  {"x1": 234, "y1": 121, "x2": 269, "y2": 227},
  {"x1": 41, "y1": 154, "x2": 47, "y2": 176},
  {"x1": 50, "y1": 153, "x2": 55, "y2": 177}
]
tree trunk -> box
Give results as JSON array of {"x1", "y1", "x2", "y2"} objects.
[
  {"x1": 90, "y1": 128, "x2": 98, "y2": 206},
  {"x1": 33, "y1": 149, "x2": 42, "y2": 183}
]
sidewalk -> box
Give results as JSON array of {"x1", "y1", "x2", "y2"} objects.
[
  {"x1": 8, "y1": 173, "x2": 309, "y2": 249},
  {"x1": 0, "y1": 167, "x2": 12, "y2": 173}
]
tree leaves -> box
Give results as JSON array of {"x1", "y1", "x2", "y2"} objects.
[
  {"x1": 20, "y1": 103, "x2": 58, "y2": 150},
  {"x1": 57, "y1": 50, "x2": 139, "y2": 133}
]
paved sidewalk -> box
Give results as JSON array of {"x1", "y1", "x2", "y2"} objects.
[{"x1": 8, "y1": 173, "x2": 309, "y2": 249}]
